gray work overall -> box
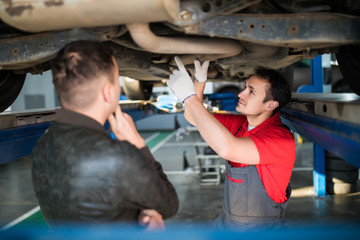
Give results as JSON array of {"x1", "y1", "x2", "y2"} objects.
[{"x1": 214, "y1": 161, "x2": 291, "y2": 231}]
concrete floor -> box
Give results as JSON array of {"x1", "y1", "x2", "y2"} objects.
[
  {"x1": 155, "y1": 130, "x2": 360, "y2": 228},
  {"x1": 0, "y1": 129, "x2": 359, "y2": 230}
]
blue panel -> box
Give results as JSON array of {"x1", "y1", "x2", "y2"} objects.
[
  {"x1": 313, "y1": 143, "x2": 326, "y2": 196},
  {"x1": 126, "y1": 108, "x2": 157, "y2": 122},
  {"x1": 0, "y1": 107, "x2": 158, "y2": 164},
  {"x1": 297, "y1": 55, "x2": 323, "y2": 93},
  {"x1": 1, "y1": 223, "x2": 360, "y2": 240},
  {"x1": 281, "y1": 108, "x2": 360, "y2": 168},
  {"x1": 295, "y1": 56, "x2": 335, "y2": 196},
  {"x1": 0, "y1": 122, "x2": 51, "y2": 164},
  {"x1": 208, "y1": 92, "x2": 237, "y2": 100},
  {"x1": 208, "y1": 92, "x2": 238, "y2": 111},
  {"x1": 310, "y1": 55, "x2": 324, "y2": 93}
]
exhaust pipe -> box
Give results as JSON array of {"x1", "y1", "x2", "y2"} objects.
[
  {"x1": 126, "y1": 23, "x2": 242, "y2": 62},
  {"x1": 0, "y1": 1, "x2": 241, "y2": 64},
  {"x1": 0, "y1": 0, "x2": 179, "y2": 32}
]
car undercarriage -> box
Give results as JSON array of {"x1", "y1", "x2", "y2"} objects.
[{"x1": 0, "y1": 0, "x2": 359, "y2": 111}]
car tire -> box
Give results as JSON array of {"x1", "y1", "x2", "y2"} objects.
[
  {"x1": 326, "y1": 158, "x2": 358, "y2": 172},
  {"x1": 336, "y1": 45, "x2": 360, "y2": 95},
  {"x1": 332, "y1": 78, "x2": 353, "y2": 93},
  {"x1": 279, "y1": 65, "x2": 295, "y2": 92},
  {"x1": 326, "y1": 182, "x2": 357, "y2": 195},
  {"x1": 325, "y1": 151, "x2": 359, "y2": 195},
  {"x1": 216, "y1": 86, "x2": 240, "y2": 95},
  {"x1": 326, "y1": 170, "x2": 359, "y2": 183},
  {"x1": 122, "y1": 77, "x2": 153, "y2": 100},
  {"x1": 0, "y1": 71, "x2": 26, "y2": 112}
]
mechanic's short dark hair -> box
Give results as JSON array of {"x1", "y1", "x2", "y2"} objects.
[
  {"x1": 254, "y1": 66, "x2": 291, "y2": 114},
  {"x1": 52, "y1": 40, "x2": 115, "y2": 108}
]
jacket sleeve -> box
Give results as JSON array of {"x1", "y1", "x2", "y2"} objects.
[
  {"x1": 114, "y1": 142, "x2": 179, "y2": 219},
  {"x1": 139, "y1": 146, "x2": 179, "y2": 218}
]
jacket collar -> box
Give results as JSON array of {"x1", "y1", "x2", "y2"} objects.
[{"x1": 55, "y1": 109, "x2": 104, "y2": 132}]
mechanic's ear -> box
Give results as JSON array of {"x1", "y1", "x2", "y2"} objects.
[
  {"x1": 265, "y1": 100, "x2": 279, "y2": 112},
  {"x1": 102, "y1": 82, "x2": 114, "y2": 103}
]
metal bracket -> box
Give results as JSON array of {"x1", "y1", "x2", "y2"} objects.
[{"x1": 175, "y1": 0, "x2": 260, "y2": 26}]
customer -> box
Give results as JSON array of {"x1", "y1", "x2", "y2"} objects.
[{"x1": 31, "y1": 41, "x2": 179, "y2": 230}]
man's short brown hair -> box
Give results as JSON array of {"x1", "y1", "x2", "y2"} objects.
[{"x1": 52, "y1": 40, "x2": 116, "y2": 108}]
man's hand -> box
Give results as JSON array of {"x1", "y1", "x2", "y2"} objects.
[
  {"x1": 107, "y1": 105, "x2": 145, "y2": 149},
  {"x1": 167, "y1": 56, "x2": 196, "y2": 103},
  {"x1": 138, "y1": 209, "x2": 165, "y2": 231},
  {"x1": 194, "y1": 59, "x2": 210, "y2": 83}
]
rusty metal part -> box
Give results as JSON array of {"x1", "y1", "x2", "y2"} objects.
[
  {"x1": 187, "y1": 13, "x2": 360, "y2": 49},
  {"x1": 126, "y1": 23, "x2": 242, "y2": 63},
  {"x1": 0, "y1": 29, "x2": 102, "y2": 70},
  {"x1": 0, "y1": 0, "x2": 179, "y2": 32}
]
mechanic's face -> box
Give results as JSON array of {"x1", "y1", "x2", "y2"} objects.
[{"x1": 235, "y1": 75, "x2": 271, "y2": 116}]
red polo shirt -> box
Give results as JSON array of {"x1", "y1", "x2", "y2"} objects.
[{"x1": 214, "y1": 112, "x2": 296, "y2": 203}]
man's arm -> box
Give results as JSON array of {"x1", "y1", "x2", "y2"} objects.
[
  {"x1": 116, "y1": 142, "x2": 179, "y2": 219},
  {"x1": 139, "y1": 146, "x2": 179, "y2": 218},
  {"x1": 184, "y1": 80, "x2": 206, "y2": 125},
  {"x1": 138, "y1": 209, "x2": 165, "y2": 231},
  {"x1": 184, "y1": 59, "x2": 208, "y2": 125},
  {"x1": 184, "y1": 94, "x2": 260, "y2": 165},
  {"x1": 108, "y1": 105, "x2": 179, "y2": 219},
  {"x1": 108, "y1": 105, "x2": 146, "y2": 149},
  {"x1": 168, "y1": 57, "x2": 259, "y2": 164}
]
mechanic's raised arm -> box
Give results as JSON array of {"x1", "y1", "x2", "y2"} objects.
[
  {"x1": 167, "y1": 57, "x2": 259, "y2": 165},
  {"x1": 185, "y1": 95, "x2": 259, "y2": 164},
  {"x1": 170, "y1": 57, "x2": 209, "y2": 126},
  {"x1": 193, "y1": 59, "x2": 209, "y2": 102},
  {"x1": 184, "y1": 80, "x2": 207, "y2": 125}
]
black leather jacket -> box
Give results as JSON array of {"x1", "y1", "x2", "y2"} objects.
[{"x1": 31, "y1": 110, "x2": 179, "y2": 226}]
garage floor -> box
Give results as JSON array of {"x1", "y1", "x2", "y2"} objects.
[{"x1": 0, "y1": 129, "x2": 359, "y2": 231}]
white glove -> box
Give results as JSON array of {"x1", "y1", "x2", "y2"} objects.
[
  {"x1": 194, "y1": 59, "x2": 210, "y2": 82},
  {"x1": 167, "y1": 56, "x2": 196, "y2": 102}
]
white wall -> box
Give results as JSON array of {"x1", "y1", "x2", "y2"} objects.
[{"x1": 10, "y1": 70, "x2": 57, "y2": 111}]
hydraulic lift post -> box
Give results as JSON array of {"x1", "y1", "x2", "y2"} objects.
[{"x1": 282, "y1": 55, "x2": 360, "y2": 196}]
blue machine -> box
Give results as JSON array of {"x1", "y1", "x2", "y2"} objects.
[
  {"x1": 281, "y1": 55, "x2": 360, "y2": 196},
  {"x1": 208, "y1": 92, "x2": 238, "y2": 112},
  {"x1": 0, "y1": 102, "x2": 159, "y2": 164},
  {"x1": 289, "y1": 55, "x2": 327, "y2": 196}
]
